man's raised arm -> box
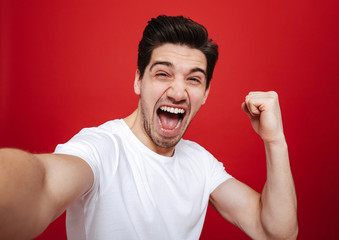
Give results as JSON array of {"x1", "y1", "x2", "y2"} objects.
[
  {"x1": 0, "y1": 148, "x2": 93, "y2": 239},
  {"x1": 210, "y1": 91, "x2": 298, "y2": 239}
]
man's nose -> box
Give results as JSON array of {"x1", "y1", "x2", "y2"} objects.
[{"x1": 166, "y1": 78, "x2": 187, "y2": 103}]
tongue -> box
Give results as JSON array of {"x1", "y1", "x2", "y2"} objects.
[{"x1": 158, "y1": 111, "x2": 180, "y2": 130}]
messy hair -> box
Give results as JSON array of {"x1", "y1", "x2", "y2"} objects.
[{"x1": 137, "y1": 15, "x2": 218, "y2": 88}]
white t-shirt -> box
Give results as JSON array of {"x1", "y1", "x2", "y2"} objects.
[{"x1": 54, "y1": 119, "x2": 232, "y2": 240}]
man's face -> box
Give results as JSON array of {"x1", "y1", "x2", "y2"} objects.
[{"x1": 134, "y1": 43, "x2": 210, "y2": 153}]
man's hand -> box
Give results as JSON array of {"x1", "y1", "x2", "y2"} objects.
[{"x1": 241, "y1": 91, "x2": 285, "y2": 144}]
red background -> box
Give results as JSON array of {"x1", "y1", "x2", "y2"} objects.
[{"x1": 1, "y1": 0, "x2": 338, "y2": 239}]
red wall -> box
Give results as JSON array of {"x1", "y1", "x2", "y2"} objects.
[{"x1": 1, "y1": 0, "x2": 338, "y2": 239}]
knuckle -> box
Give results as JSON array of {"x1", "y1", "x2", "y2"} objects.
[
  {"x1": 269, "y1": 91, "x2": 278, "y2": 97},
  {"x1": 247, "y1": 98, "x2": 254, "y2": 105}
]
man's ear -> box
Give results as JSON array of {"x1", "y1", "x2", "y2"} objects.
[
  {"x1": 134, "y1": 69, "x2": 141, "y2": 95},
  {"x1": 202, "y1": 85, "x2": 211, "y2": 105}
]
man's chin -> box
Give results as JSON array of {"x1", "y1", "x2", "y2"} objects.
[{"x1": 151, "y1": 134, "x2": 182, "y2": 149}]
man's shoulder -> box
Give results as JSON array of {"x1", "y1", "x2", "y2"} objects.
[
  {"x1": 75, "y1": 119, "x2": 124, "y2": 136},
  {"x1": 97, "y1": 119, "x2": 124, "y2": 131},
  {"x1": 178, "y1": 139, "x2": 213, "y2": 157},
  {"x1": 57, "y1": 119, "x2": 125, "y2": 148}
]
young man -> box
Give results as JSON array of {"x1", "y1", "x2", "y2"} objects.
[{"x1": 0, "y1": 16, "x2": 298, "y2": 239}]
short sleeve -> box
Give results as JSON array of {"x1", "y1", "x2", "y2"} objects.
[
  {"x1": 208, "y1": 155, "x2": 233, "y2": 194},
  {"x1": 54, "y1": 126, "x2": 118, "y2": 195}
]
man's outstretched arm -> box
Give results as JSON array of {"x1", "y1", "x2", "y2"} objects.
[
  {"x1": 210, "y1": 91, "x2": 298, "y2": 239},
  {"x1": 0, "y1": 149, "x2": 93, "y2": 240}
]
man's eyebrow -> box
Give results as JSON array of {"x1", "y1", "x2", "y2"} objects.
[
  {"x1": 149, "y1": 61, "x2": 173, "y2": 71},
  {"x1": 190, "y1": 67, "x2": 207, "y2": 77},
  {"x1": 150, "y1": 61, "x2": 207, "y2": 77}
]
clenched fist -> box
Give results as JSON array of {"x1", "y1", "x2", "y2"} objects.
[{"x1": 241, "y1": 91, "x2": 285, "y2": 144}]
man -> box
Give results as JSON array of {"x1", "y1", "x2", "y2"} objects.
[{"x1": 0, "y1": 15, "x2": 298, "y2": 239}]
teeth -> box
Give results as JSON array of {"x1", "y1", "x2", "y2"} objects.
[{"x1": 160, "y1": 106, "x2": 185, "y2": 114}]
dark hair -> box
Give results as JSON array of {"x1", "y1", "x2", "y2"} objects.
[{"x1": 137, "y1": 15, "x2": 218, "y2": 88}]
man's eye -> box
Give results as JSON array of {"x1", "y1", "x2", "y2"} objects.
[
  {"x1": 156, "y1": 72, "x2": 168, "y2": 78},
  {"x1": 188, "y1": 77, "x2": 201, "y2": 83}
]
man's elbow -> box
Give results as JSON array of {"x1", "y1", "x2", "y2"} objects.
[{"x1": 264, "y1": 223, "x2": 298, "y2": 240}]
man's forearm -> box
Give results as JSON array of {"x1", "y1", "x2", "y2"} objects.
[
  {"x1": 0, "y1": 148, "x2": 51, "y2": 239},
  {"x1": 260, "y1": 138, "x2": 298, "y2": 239}
]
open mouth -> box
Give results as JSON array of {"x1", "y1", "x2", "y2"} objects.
[{"x1": 157, "y1": 106, "x2": 185, "y2": 131}]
